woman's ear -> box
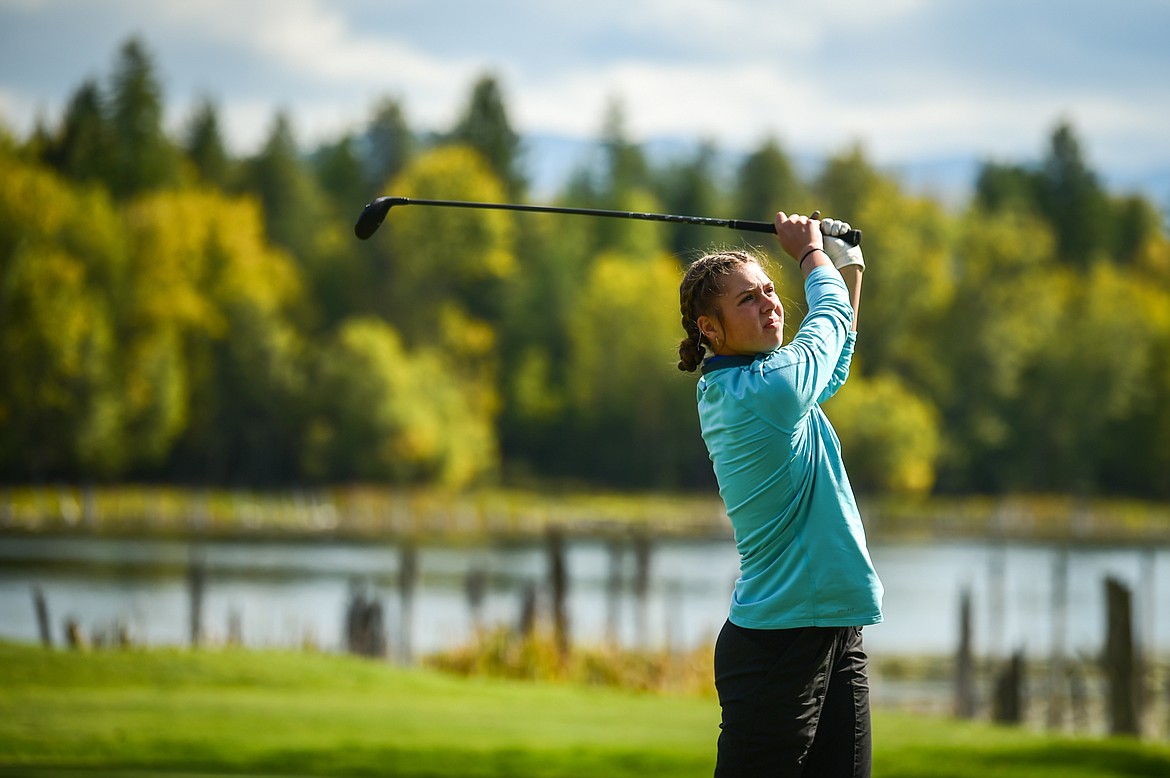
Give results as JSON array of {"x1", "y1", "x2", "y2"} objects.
[{"x1": 697, "y1": 314, "x2": 720, "y2": 345}]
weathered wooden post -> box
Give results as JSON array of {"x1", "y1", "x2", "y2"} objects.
[
  {"x1": 32, "y1": 587, "x2": 52, "y2": 648},
  {"x1": 64, "y1": 617, "x2": 86, "y2": 650},
  {"x1": 1103, "y1": 576, "x2": 1141, "y2": 736},
  {"x1": 344, "y1": 580, "x2": 364, "y2": 654},
  {"x1": 1047, "y1": 547, "x2": 1069, "y2": 731},
  {"x1": 517, "y1": 583, "x2": 537, "y2": 638},
  {"x1": 227, "y1": 607, "x2": 243, "y2": 646},
  {"x1": 187, "y1": 551, "x2": 206, "y2": 648},
  {"x1": 364, "y1": 597, "x2": 386, "y2": 658},
  {"x1": 955, "y1": 587, "x2": 975, "y2": 719},
  {"x1": 605, "y1": 539, "x2": 623, "y2": 645},
  {"x1": 398, "y1": 542, "x2": 418, "y2": 663},
  {"x1": 344, "y1": 581, "x2": 387, "y2": 658},
  {"x1": 464, "y1": 566, "x2": 488, "y2": 632},
  {"x1": 633, "y1": 532, "x2": 651, "y2": 647},
  {"x1": 1068, "y1": 663, "x2": 1090, "y2": 732},
  {"x1": 547, "y1": 526, "x2": 569, "y2": 657},
  {"x1": 992, "y1": 649, "x2": 1026, "y2": 725}
]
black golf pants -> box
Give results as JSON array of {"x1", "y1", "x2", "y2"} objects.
[{"x1": 714, "y1": 621, "x2": 872, "y2": 777}]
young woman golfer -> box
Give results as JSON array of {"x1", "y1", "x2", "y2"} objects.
[{"x1": 678, "y1": 212, "x2": 883, "y2": 777}]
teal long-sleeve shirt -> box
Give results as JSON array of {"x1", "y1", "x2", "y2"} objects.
[{"x1": 697, "y1": 265, "x2": 883, "y2": 629}]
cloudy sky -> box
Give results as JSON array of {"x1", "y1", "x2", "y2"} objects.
[{"x1": 2, "y1": 0, "x2": 1168, "y2": 197}]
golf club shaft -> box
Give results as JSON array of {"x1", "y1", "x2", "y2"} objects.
[{"x1": 354, "y1": 196, "x2": 861, "y2": 246}]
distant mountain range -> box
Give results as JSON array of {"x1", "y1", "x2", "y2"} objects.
[{"x1": 521, "y1": 133, "x2": 1170, "y2": 218}]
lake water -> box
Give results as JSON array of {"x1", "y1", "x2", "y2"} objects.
[{"x1": 1, "y1": 534, "x2": 1167, "y2": 660}]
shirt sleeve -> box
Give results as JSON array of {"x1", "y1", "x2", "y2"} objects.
[
  {"x1": 728, "y1": 266, "x2": 854, "y2": 430},
  {"x1": 817, "y1": 330, "x2": 857, "y2": 404}
]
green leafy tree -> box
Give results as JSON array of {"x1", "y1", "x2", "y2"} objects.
[
  {"x1": 976, "y1": 122, "x2": 1140, "y2": 270},
  {"x1": 556, "y1": 100, "x2": 657, "y2": 258},
  {"x1": 42, "y1": 79, "x2": 114, "y2": 185},
  {"x1": 565, "y1": 251, "x2": 706, "y2": 486},
  {"x1": 824, "y1": 373, "x2": 941, "y2": 496},
  {"x1": 974, "y1": 160, "x2": 1038, "y2": 215},
  {"x1": 183, "y1": 97, "x2": 232, "y2": 189},
  {"x1": 1109, "y1": 192, "x2": 1163, "y2": 266},
  {"x1": 653, "y1": 140, "x2": 725, "y2": 256},
  {"x1": 813, "y1": 144, "x2": 883, "y2": 224},
  {"x1": 0, "y1": 156, "x2": 127, "y2": 478},
  {"x1": 1037, "y1": 121, "x2": 1109, "y2": 268},
  {"x1": 312, "y1": 134, "x2": 366, "y2": 216},
  {"x1": 382, "y1": 145, "x2": 516, "y2": 341},
  {"x1": 141, "y1": 192, "x2": 307, "y2": 484},
  {"x1": 933, "y1": 210, "x2": 1065, "y2": 492},
  {"x1": 107, "y1": 37, "x2": 181, "y2": 199},
  {"x1": 1097, "y1": 281, "x2": 1170, "y2": 495},
  {"x1": 495, "y1": 214, "x2": 593, "y2": 477},
  {"x1": 241, "y1": 112, "x2": 329, "y2": 259},
  {"x1": 449, "y1": 75, "x2": 525, "y2": 198},
  {"x1": 599, "y1": 99, "x2": 650, "y2": 200},
  {"x1": 841, "y1": 184, "x2": 955, "y2": 394},
  {"x1": 735, "y1": 137, "x2": 807, "y2": 230},
  {"x1": 362, "y1": 97, "x2": 414, "y2": 194},
  {"x1": 118, "y1": 192, "x2": 223, "y2": 468},
  {"x1": 302, "y1": 317, "x2": 497, "y2": 487},
  {"x1": 1011, "y1": 264, "x2": 1165, "y2": 492},
  {"x1": 295, "y1": 98, "x2": 418, "y2": 328}
]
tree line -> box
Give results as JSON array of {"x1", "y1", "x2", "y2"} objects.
[{"x1": 2, "y1": 37, "x2": 1168, "y2": 498}]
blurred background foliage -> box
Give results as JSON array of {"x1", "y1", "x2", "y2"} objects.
[{"x1": 2, "y1": 37, "x2": 1169, "y2": 498}]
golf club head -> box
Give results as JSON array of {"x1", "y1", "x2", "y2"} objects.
[{"x1": 353, "y1": 196, "x2": 405, "y2": 240}]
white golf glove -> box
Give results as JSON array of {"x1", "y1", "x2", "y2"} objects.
[{"x1": 821, "y1": 218, "x2": 865, "y2": 272}]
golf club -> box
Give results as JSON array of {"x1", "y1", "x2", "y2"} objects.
[{"x1": 353, "y1": 196, "x2": 862, "y2": 246}]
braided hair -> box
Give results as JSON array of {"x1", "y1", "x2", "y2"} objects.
[{"x1": 677, "y1": 249, "x2": 762, "y2": 372}]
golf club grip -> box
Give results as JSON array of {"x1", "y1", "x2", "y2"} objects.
[{"x1": 732, "y1": 219, "x2": 862, "y2": 246}]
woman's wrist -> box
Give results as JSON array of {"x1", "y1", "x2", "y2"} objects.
[{"x1": 799, "y1": 247, "x2": 824, "y2": 269}]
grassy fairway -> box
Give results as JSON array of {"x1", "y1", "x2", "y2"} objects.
[
  {"x1": 0, "y1": 642, "x2": 717, "y2": 777},
  {"x1": 2, "y1": 642, "x2": 1169, "y2": 778}
]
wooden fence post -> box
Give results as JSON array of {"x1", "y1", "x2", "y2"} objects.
[
  {"x1": 344, "y1": 582, "x2": 387, "y2": 658},
  {"x1": 1103, "y1": 576, "x2": 1141, "y2": 736},
  {"x1": 464, "y1": 566, "x2": 487, "y2": 631},
  {"x1": 32, "y1": 587, "x2": 52, "y2": 648},
  {"x1": 1047, "y1": 547, "x2": 1069, "y2": 731},
  {"x1": 517, "y1": 583, "x2": 537, "y2": 638},
  {"x1": 547, "y1": 526, "x2": 569, "y2": 658},
  {"x1": 545, "y1": 521, "x2": 568, "y2": 655},
  {"x1": 187, "y1": 552, "x2": 206, "y2": 648},
  {"x1": 955, "y1": 587, "x2": 975, "y2": 719},
  {"x1": 992, "y1": 649, "x2": 1026, "y2": 725},
  {"x1": 398, "y1": 542, "x2": 418, "y2": 663},
  {"x1": 227, "y1": 607, "x2": 243, "y2": 646},
  {"x1": 605, "y1": 539, "x2": 623, "y2": 646},
  {"x1": 633, "y1": 533, "x2": 651, "y2": 648}
]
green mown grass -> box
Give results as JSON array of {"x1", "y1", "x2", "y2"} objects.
[{"x1": 2, "y1": 642, "x2": 1168, "y2": 777}]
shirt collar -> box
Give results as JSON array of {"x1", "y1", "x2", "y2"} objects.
[{"x1": 700, "y1": 354, "x2": 760, "y2": 375}]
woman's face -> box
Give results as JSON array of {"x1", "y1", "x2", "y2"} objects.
[{"x1": 699, "y1": 262, "x2": 784, "y2": 357}]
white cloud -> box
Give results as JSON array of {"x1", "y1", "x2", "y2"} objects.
[
  {"x1": 160, "y1": 0, "x2": 462, "y2": 86},
  {"x1": 1, "y1": 0, "x2": 1167, "y2": 191}
]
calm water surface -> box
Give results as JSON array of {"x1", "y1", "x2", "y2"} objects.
[{"x1": 1, "y1": 534, "x2": 1166, "y2": 659}]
